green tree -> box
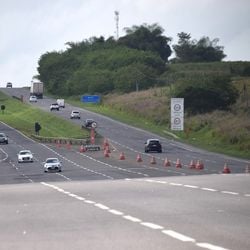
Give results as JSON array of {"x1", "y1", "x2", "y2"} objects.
[
  {"x1": 173, "y1": 32, "x2": 226, "y2": 62},
  {"x1": 119, "y1": 23, "x2": 172, "y2": 62}
]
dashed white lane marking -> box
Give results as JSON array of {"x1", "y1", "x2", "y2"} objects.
[
  {"x1": 41, "y1": 144, "x2": 114, "y2": 180},
  {"x1": 79, "y1": 152, "x2": 149, "y2": 177},
  {"x1": 221, "y1": 191, "x2": 239, "y2": 195},
  {"x1": 95, "y1": 203, "x2": 109, "y2": 210},
  {"x1": 196, "y1": 242, "x2": 229, "y2": 250},
  {"x1": 40, "y1": 182, "x2": 231, "y2": 250},
  {"x1": 130, "y1": 179, "x2": 248, "y2": 198},
  {"x1": 183, "y1": 185, "x2": 199, "y2": 189},
  {"x1": 162, "y1": 230, "x2": 195, "y2": 242},
  {"x1": 141, "y1": 222, "x2": 164, "y2": 230},
  {"x1": 0, "y1": 148, "x2": 8, "y2": 162},
  {"x1": 201, "y1": 188, "x2": 217, "y2": 192},
  {"x1": 169, "y1": 182, "x2": 183, "y2": 186},
  {"x1": 123, "y1": 215, "x2": 141, "y2": 223},
  {"x1": 109, "y1": 209, "x2": 124, "y2": 215},
  {"x1": 56, "y1": 173, "x2": 72, "y2": 181}
]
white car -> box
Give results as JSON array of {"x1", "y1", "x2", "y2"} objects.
[
  {"x1": 18, "y1": 150, "x2": 33, "y2": 163},
  {"x1": 50, "y1": 103, "x2": 59, "y2": 111},
  {"x1": 29, "y1": 95, "x2": 37, "y2": 102},
  {"x1": 44, "y1": 158, "x2": 62, "y2": 172},
  {"x1": 70, "y1": 110, "x2": 80, "y2": 119}
]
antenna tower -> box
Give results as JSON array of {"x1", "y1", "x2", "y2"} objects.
[{"x1": 114, "y1": 10, "x2": 119, "y2": 40}]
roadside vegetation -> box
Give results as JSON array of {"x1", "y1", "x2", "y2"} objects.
[
  {"x1": 0, "y1": 92, "x2": 87, "y2": 140},
  {"x1": 13, "y1": 23, "x2": 250, "y2": 158}
]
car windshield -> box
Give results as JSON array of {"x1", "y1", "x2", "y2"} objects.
[
  {"x1": 46, "y1": 159, "x2": 59, "y2": 163},
  {"x1": 149, "y1": 140, "x2": 160, "y2": 144},
  {"x1": 0, "y1": 134, "x2": 5, "y2": 138},
  {"x1": 20, "y1": 151, "x2": 31, "y2": 155}
]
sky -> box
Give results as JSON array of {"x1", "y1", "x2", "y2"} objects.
[{"x1": 0, "y1": 0, "x2": 250, "y2": 87}]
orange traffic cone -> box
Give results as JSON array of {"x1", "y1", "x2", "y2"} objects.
[
  {"x1": 56, "y1": 140, "x2": 61, "y2": 148},
  {"x1": 195, "y1": 160, "x2": 204, "y2": 170},
  {"x1": 222, "y1": 163, "x2": 231, "y2": 174},
  {"x1": 103, "y1": 138, "x2": 109, "y2": 149},
  {"x1": 119, "y1": 152, "x2": 125, "y2": 160},
  {"x1": 79, "y1": 145, "x2": 86, "y2": 153},
  {"x1": 189, "y1": 160, "x2": 196, "y2": 169},
  {"x1": 245, "y1": 164, "x2": 250, "y2": 173},
  {"x1": 136, "y1": 154, "x2": 143, "y2": 162},
  {"x1": 66, "y1": 141, "x2": 72, "y2": 150},
  {"x1": 105, "y1": 145, "x2": 111, "y2": 153},
  {"x1": 175, "y1": 158, "x2": 182, "y2": 168},
  {"x1": 104, "y1": 149, "x2": 110, "y2": 157},
  {"x1": 164, "y1": 158, "x2": 171, "y2": 167},
  {"x1": 150, "y1": 156, "x2": 156, "y2": 164}
]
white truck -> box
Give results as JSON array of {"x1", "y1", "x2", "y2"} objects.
[
  {"x1": 30, "y1": 81, "x2": 44, "y2": 99},
  {"x1": 57, "y1": 99, "x2": 65, "y2": 108}
]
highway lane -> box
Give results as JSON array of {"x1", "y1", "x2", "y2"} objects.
[
  {"x1": 1, "y1": 87, "x2": 248, "y2": 176},
  {"x1": 1, "y1": 88, "x2": 250, "y2": 249},
  {"x1": 0, "y1": 174, "x2": 249, "y2": 250}
]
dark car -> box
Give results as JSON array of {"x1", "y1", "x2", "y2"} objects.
[
  {"x1": 82, "y1": 119, "x2": 97, "y2": 129},
  {"x1": 6, "y1": 82, "x2": 12, "y2": 88},
  {"x1": 0, "y1": 133, "x2": 8, "y2": 144},
  {"x1": 144, "y1": 139, "x2": 162, "y2": 153}
]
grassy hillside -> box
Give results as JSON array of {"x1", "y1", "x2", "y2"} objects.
[{"x1": 67, "y1": 74, "x2": 250, "y2": 159}]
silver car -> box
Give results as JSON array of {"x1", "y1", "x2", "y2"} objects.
[
  {"x1": 44, "y1": 158, "x2": 62, "y2": 172},
  {"x1": 18, "y1": 150, "x2": 33, "y2": 163}
]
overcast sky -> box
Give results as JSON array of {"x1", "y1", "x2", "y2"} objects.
[{"x1": 1, "y1": 0, "x2": 250, "y2": 87}]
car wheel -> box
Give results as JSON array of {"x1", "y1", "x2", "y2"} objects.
[
  {"x1": 5, "y1": 141, "x2": 8, "y2": 144},
  {"x1": 58, "y1": 169, "x2": 62, "y2": 172}
]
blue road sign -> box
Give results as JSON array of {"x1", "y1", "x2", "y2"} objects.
[{"x1": 81, "y1": 95, "x2": 101, "y2": 103}]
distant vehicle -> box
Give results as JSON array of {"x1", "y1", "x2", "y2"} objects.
[
  {"x1": 17, "y1": 150, "x2": 33, "y2": 163},
  {"x1": 50, "y1": 103, "x2": 59, "y2": 111},
  {"x1": 6, "y1": 82, "x2": 12, "y2": 88},
  {"x1": 57, "y1": 99, "x2": 65, "y2": 108},
  {"x1": 0, "y1": 133, "x2": 8, "y2": 144},
  {"x1": 30, "y1": 81, "x2": 43, "y2": 99},
  {"x1": 44, "y1": 158, "x2": 62, "y2": 172},
  {"x1": 144, "y1": 139, "x2": 162, "y2": 153},
  {"x1": 29, "y1": 95, "x2": 37, "y2": 102},
  {"x1": 82, "y1": 119, "x2": 97, "y2": 129},
  {"x1": 70, "y1": 110, "x2": 80, "y2": 119}
]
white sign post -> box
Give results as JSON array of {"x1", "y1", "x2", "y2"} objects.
[{"x1": 171, "y1": 98, "x2": 184, "y2": 131}]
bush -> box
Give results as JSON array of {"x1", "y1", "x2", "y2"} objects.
[{"x1": 173, "y1": 73, "x2": 239, "y2": 114}]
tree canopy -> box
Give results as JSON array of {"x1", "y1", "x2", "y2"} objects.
[{"x1": 172, "y1": 32, "x2": 226, "y2": 62}]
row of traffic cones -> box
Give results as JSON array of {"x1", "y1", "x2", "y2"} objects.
[{"x1": 77, "y1": 138, "x2": 250, "y2": 174}]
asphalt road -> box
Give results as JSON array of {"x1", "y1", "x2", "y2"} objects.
[{"x1": 0, "y1": 87, "x2": 250, "y2": 250}]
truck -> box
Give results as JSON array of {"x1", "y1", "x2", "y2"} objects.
[
  {"x1": 30, "y1": 81, "x2": 43, "y2": 99},
  {"x1": 56, "y1": 99, "x2": 65, "y2": 108}
]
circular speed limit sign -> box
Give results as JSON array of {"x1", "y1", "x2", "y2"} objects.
[
  {"x1": 174, "y1": 117, "x2": 181, "y2": 125},
  {"x1": 174, "y1": 104, "x2": 181, "y2": 111}
]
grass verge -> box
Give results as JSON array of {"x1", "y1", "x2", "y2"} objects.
[{"x1": 0, "y1": 92, "x2": 88, "y2": 140}]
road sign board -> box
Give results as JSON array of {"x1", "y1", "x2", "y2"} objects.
[
  {"x1": 171, "y1": 98, "x2": 184, "y2": 131},
  {"x1": 81, "y1": 95, "x2": 101, "y2": 103}
]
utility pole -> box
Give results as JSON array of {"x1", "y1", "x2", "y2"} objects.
[{"x1": 114, "y1": 10, "x2": 119, "y2": 40}]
